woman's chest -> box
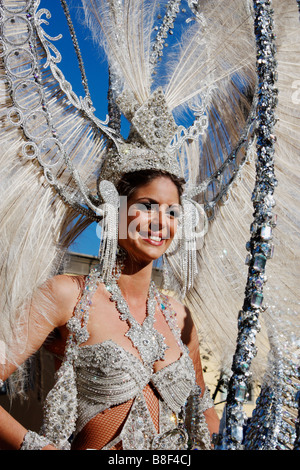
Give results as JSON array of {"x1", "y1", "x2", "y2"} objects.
[
  {"x1": 82, "y1": 298, "x2": 184, "y2": 373},
  {"x1": 50, "y1": 291, "x2": 185, "y2": 375}
]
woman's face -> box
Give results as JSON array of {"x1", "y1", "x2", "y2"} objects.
[{"x1": 118, "y1": 176, "x2": 181, "y2": 265}]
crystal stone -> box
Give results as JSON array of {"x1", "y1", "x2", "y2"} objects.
[
  {"x1": 251, "y1": 292, "x2": 264, "y2": 309},
  {"x1": 261, "y1": 225, "x2": 272, "y2": 240},
  {"x1": 253, "y1": 253, "x2": 267, "y2": 272}
]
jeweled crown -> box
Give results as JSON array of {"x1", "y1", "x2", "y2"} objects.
[{"x1": 99, "y1": 87, "x2": 182, "y2": 187}]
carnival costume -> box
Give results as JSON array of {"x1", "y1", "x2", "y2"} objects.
[{"x1": 0, "y1": 0, "x2": 299, "y2": 450}]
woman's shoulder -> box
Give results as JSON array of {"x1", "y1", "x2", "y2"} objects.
[
  {"x1": 165, "y1": 294, "x2": 197, "y2": 347},
  {"x1": 44, "y1": 274, "x2": 86, "y2": 327},
  {"x1": 165, "y1": 294, "x2": 191, "y2": 332},
  {"x1": 46, "y1": 273, "x2": 85, "y2": 296}
]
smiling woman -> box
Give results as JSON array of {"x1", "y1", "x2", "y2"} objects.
[
  {"x1": 0, "y1": 8, "x2": 220, "y2": 443},
  {"x1": 0, "y1": 158, "x2": 219, "y2": 451},
  {"x1": 1, "y1": 113, "x2": 219, "y2": 449},
  {"x1": 117, "y1": 170, "x2": 184, "y2": 264},
  {"x1": 37, "y1": 167, "x2": 220, "y2": 451}
]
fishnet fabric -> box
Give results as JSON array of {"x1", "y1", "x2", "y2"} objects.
[{"x1": 71, "y1": 384, "x2": 160, "y2": 450}]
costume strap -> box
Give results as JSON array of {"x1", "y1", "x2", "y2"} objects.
[
  {"x1": 66, "y1": 266, "x2": 102, "y2": 351},
  {"x1": 40, "y1": 267, "x2": 101, "y2": 449},
  {"x1": 156, "y1": 291, "x2": 185, "y2": 352}
]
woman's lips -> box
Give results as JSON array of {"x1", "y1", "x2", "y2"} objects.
[{"x1": 139, "y1": 234, "x2": 165, "y2": 246}]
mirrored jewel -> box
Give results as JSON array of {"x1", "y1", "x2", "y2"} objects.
[
  {"x1": 261, "y1": 224, "x2": 272, "y2": 241},
  {"x1": 251, "y1": 292, "x2": 264, "y2": 309},
  {"x1": 253, "y1": 253, "x2": 267, "y2": 272}
]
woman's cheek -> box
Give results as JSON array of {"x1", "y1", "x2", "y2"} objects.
[
  {"x1": 172, "y1": 218, "x2": 179, "y2": 236},
  {"x1": 127, "y1": 211, "x2": 149, "y2": 240},
  {"x1": 127, "y1": 219, "x2": 140, "y2": 240}
]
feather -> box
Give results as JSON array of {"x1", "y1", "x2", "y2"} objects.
[
  {"x1": 164, "y1": 0, "x2": 254, "y2": 114},
  {"x1": 81, "y1": 0, "x2": 160, "y2": 104},
  {"x1": 183, "y1": 0, "x2": 300, "y2": 384},
  {"x1": 0, "y1": 2, "x2": 110, "y2": 371}
]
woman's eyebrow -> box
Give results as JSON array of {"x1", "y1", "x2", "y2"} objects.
[
  {"x1": 133, "y1": 197, "x2": 159, "y2": 205},
  {"x1": 134, "y1": 198, "x2": 180, "y2": 206}
]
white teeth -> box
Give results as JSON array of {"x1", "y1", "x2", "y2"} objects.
[{"x1": 149, "y1": 235, "x2": 161, "y2": 241}]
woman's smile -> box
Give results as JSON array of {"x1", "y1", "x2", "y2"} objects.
[
  {"x1": 118, "y1": 176, "x2": 180, "y2": 263},
  {"x1": 139, "y1": 232, "x2": 164, "y2": 246}
]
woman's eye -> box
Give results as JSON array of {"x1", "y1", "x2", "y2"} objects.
[
  {"x1": 167, "y1": 207, "x2": 180, "y2": 218},
  {"x1": 135, "y1": 202, "x2": 153, "y2": 211},
  {"x1": 133, "y1": 203, "x2": 180, "y2": 217}
]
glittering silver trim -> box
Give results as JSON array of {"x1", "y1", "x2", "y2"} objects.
[{"x1": 20, "y1": 430, "x2": 52, "y2": 450}]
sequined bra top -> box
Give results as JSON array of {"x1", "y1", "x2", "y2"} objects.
[
  {"x1": 40, "y1": 268, "x2": 213, "y2": 450},
  {"x1": 75, "y1": 339, "x2": 196, "y2": 450}
]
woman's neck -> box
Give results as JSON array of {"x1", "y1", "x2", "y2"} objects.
[{"x1": 117, "y1": 259, "x2": 153, "y2": 307}]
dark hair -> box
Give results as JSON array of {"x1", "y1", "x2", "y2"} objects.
[{"x1": 116, "y1": 169, "x2": 185, "y2": 199}]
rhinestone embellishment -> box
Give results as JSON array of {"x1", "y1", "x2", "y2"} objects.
[{"x1": 107, "y1": 279, "x2": 169, "y2": 367}]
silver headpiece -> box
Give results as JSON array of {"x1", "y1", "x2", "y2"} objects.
[
  {"x1": 100, "y1": 141, "x2": 182, "y2": 185},
  {"x1": 99, "y1": 87, "x2": 182, "y2": 186}
]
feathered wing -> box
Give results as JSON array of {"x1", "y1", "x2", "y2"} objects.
[
  {"x1": 178, "y1": 1, "x2": 300, "y2": 448},
  {"x1": 184, "y1": 0, "x2": 300, "y2": 386},
  {"x1": 0, "y1": 0, "x2": 118, "y2": 365},
  {"x1": 81, "y1": 0, "x2": 159, "y2": 107}
]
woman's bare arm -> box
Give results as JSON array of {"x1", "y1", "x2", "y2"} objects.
[
  {"x1": 183, "y1": 308, "x2": 220, "y2": 437},
  {"x1": 170, "y1": 298, "x2": 220, "y2": 438},
  {"x1": 0, "y1": 275, "x2": 80, "y2": 450}
]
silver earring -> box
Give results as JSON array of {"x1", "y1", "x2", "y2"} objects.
[{"x1": 97, "y1": 180, "x2": 120, "y2": 283}]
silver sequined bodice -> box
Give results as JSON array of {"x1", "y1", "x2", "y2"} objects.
[
  {"x1": 41, "y1": 270, "x2": 213, "y2": 450},
  {"x1": 75, "y1": 339, "x2": 196, "y2": 449}
]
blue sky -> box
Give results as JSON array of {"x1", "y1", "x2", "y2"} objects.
[{"x1": 40, "y1": 0, "x2": 113, "y2": 257}]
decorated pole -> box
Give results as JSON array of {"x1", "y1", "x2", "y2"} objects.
[{"x1": 221, "y1": 0, "x2": 278, "y2": 450}]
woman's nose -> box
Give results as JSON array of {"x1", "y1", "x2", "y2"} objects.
[{"x1": 150, "y1": 206, "x2": 167, "y2": 231}]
